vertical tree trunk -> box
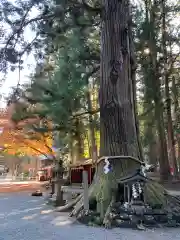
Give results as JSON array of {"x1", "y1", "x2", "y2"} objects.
[
  {"x1": 129, "y1": 17, "x2": 144, "y2": 161},
  {"x1": 74, "y1": 119, "x2": 84, "y2": 162},
  {"x1": 154, "y1": 103, "x2": 170, "y2": 179},
  {"x1": 144, "y1": 122, "x2": 157, "y2": 165},
  {"x1": 71, "y1": 0, "x2": 175, "y2": 223},
  {"x1": 86, "y1": 81, "x2": 97, "y2": 162},
  {"x1": 161, "y1": 0, "x2": 178, "y2": 177},
  {"x1": 172, "y1": 76, "x2": 180, "y2": 168},
  {"x1": 148, "y1": 0, "x2": 170, "y2": 180},
  {"x1": 68, "y1": 132, "x2": 74, "y2": 164},
  {"x1": 99, "y1": 0, "x2": 139, "y2": 159},
  {"x1": 149, "y1": 141, "x2": 158, "y2": 165},
  {"x1": 55, "y1": 160, "x2": 65, "y2": 206}
]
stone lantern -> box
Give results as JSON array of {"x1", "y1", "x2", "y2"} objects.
[
  {"x1": 54, "y1": 160, "x2": 64, "y2": 180},
  {"x1": 51, "y1": 159, "x2": 65, "y2": 206}
]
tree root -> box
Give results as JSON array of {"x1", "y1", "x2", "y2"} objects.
[
  {"x1": 59, "y1": 164, "x2": 180, "y2": 229},
  {"x1": 144, "y1": 181, "x2": 167, "y2": 207},
  {"x1": 70, "y1": 181, "x2": 97, "y2": 217},
  {"x1": 69, "y1": 198, "x2": 84, "y2": 217},
  {"x1": 56, "y1": 194, "x2": 82, "y2": 212},
  {"x1": 103, "y1": 194, "x2": 116, "y2": 228},
  {"x1": 54, "y1": 180, "x2": 97, "y2": 216}
]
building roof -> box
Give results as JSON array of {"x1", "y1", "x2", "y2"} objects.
[{"x1": 117, "y1": 169, "x2": 148, "y2": 184}]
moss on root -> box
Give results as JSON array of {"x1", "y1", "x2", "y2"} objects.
[
  {"x1": 144, "y1": 181, "x2": 167, "y2": 207},
  {"x1": 67, "y1": 159, "x2": 180, "y2": 229},
  {"x1": 71, "y1": 178, "x2": 180, "y2": 229},
  {"x1": 92, "y1": 172, "x2": 117, "y2": 219}
]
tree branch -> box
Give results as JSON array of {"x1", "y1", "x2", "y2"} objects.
[
  {"x1": 32, "y1": 108, "x2": 100, "y2": 133},
  {"x1": 6, "y1": 132, "x2": 55, "y2": 160},
  {"x1": 138, "y1": 105, "x2": 154, "y2": 120},
  {"x1": 81, "y1": 0, "x2": 101, "y2": 14},
  {"x1": 3, "y1": 2, "x2": 36, "y2": 51}
]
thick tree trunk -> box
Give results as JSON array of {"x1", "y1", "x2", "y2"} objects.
[
  {"x1": 161, "y1": 0, "x2": 178, "y2": 177},
  {"x1": 68, "y1": 0, "x2": 179, "y2": 229},
  {"x1": 149, "y1": 141, "x2": 158, "y2": 165},
  {"x1": 69, "y1": 0, "x2": 142, "y2": 223},
  {"x1": 147, "y1": 0, "x2": 170, "y2": 180},
  {"x1": 172, "y1": 76, "x2": 180, "y2": 168},
  {"x1": 145, "y1": 124, "x2": 157, "y2": 165},
  {"x1": 143, "y1": 103, "x2": 157, "y2": 165},
  {"x1": 96, "y1": 0, "x2": 143, "y2": 226},
  {"x1": 99, "y1": 0, "x2": 139, "y2": 159},
  {"x1": 141, "y1": 0, "x2": 170, "y2": 178},
  {"x1": 154, "y1": 103, "x2": 170, "y2": 180}
]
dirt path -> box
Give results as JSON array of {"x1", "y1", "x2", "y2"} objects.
[{"x1": 0, "y1": 182, "x2": 44, "y2": 193}]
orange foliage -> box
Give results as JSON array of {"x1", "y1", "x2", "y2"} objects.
[{"x1": 0, "y1": 107, "x2": 54, "y2": 157}]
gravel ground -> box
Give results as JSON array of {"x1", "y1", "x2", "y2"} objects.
[{"x1": 0, "y1": 192, "x2": 180, "y2": 240}]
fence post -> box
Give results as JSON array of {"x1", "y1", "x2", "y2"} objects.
[{"x1": 82, "y1": 170, "x2": 89, "y2": 211}]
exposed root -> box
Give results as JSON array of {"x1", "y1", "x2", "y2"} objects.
[
  {"x1": 69, "y1": 199, "x2": 84, "y2": 217},
  {"x1": 103, "y1": 194, "x2": 116, "y2": 228},
  {"x1": 56, "y1": 194, "x2": 82, "y2": 212},
  {"x1": 65, "y1": 159, "x2": 180, "y2": 229},
  {"x1": 70, "y1": 181, "x2": 97, "y2": 217},
  {"x1": 165, "y1": 194, "x2": 180, "y2": 214},
  {"x1": 144, "y1": 181, "x2": 167, "y2": 207},
  {"x1": 70, "y1": 196, "x2": 83, "y2": 216}
]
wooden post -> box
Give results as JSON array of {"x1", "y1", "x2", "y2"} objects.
[
  {"x1": 127, "y1": 185, "x2": 130, "y2": 203},
  {"x1": 82, "y1": 170, "x2": 89, "y2": 211}
]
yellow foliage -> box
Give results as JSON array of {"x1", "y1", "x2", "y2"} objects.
[
  {"x1": 83, "y1": 136, "x2": 90, "y2": 158},
  {"x1": 90, "y1": 84, "x2": 99, "y2": 111},
  {"x1": 0, "y1": 128, "x2": 53, "y2": 157},
  {"x1": 83, "y1": 130, "x2": 100, "y2": 158}
]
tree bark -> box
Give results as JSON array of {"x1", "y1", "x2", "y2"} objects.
[
  {"x1": 73, "y1": 119, "x2": 84, "y2": 162},
  {"x1": 69, "y1": 0, "x2": 180, "y2": 227},
  {"x1": 55, "y1": 161, "x2": 65, "y2": 206},
  {"x1": 99, "y1": 0, "x2": 139, "y2": 159},
  {"x1": 144, "y1": 123, "x2": 157, "y2": 165},
  {"x1": 161, "y1": 0, "x2": 178, "y2": 177},
  {"x1": 147, "y1": 0, "x2": 170, "y2": 180},
  {"x1": 86, "y1": 81, "x2": 97, "y2": 162},
  {"x1": 172, "y1": 76, "x2": 180, "y2": 168}
]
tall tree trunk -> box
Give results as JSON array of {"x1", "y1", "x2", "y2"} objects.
[
  {"x1": 129, "y1": 18, "x2": 144, "y2": 161},
  {"x1": 161, "y1": 0, "x2": 178, "y2": 177},
  {"x1": 172, "y1": 76, "x2": 180, "y2": 167},
  {"x1": 54, "y1": 160, "x2": 65, "y2": 206},
  {"x1": 149, "y1": 141, "x2": 158, "y2": 165},
  {"x1": 148, "y1": 0, "x2": 170, "y2": 180},
  {"x1": 154, "y1": 102, "x2": 170, "y2": 179},
  {"x1": 69, "y1": 0, "x2": 179, "y2": 226},
  {"x1": 165, "y1": 84, "x2": 178, "y2": 176},
  {"x1": 86, "y1": 81, "x2": 97, "y2": 163},
  {"x1": 74, "y1": 119, "x2": 84, "y2": 162},
  {"x1": 144, "y1": 122, "x2": 157, "y2": 165},
  {"x1": 141, "y1": 0, "x2": 170, "y2": 179},
  {"x1": 68, "y1": 132, "x2": 74, "y2": 164},
  {"x1": 100, "y1": 0, "x2": 139, "y2": 159}
]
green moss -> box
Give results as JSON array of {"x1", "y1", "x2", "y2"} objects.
[{"x1": 144, "y1": 181, "x2": 167, "y2": 207}]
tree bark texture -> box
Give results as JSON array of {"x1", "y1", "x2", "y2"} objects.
[
  {"x1": 148, "y1": 0, "x2": 170, "y2": 180},
  {"x1": 161, "y1": 0, "x2": 178, "y2": 177},
  {"x1": 99, "y1": 0, "x2": 139, "y2": 159},
  {"x1": 172, "y1": 76, "x2": 180, "y2": 168},
  {"x1": 86, "y1": 82, "x2": 97, "y2": 162},
  {"x1": 69, "y1": 0, "x2": 180, "y2": 226}
]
